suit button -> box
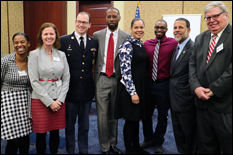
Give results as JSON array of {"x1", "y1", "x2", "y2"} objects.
[
  {"x1": 82, "y1": 70, "x2": 84, "y2": 72},
  {"x1": 53, "y1": 73, "x2": 55, "y2": 75},
  {"x1": 82, "y1": 62, "x2": 85, "y2": 65},
  {"x1": 52, "y1": 89, "x2": 54, "y2": 91},
  {"x1": 52, "y1": 84, "x2": 54, "y2": 86},
  {"x1": 83, "y1": 55, "x2": 85, "y2": 58},
  {"x1": 80, "y1": 76, "x2": 82, "y2": 79}
]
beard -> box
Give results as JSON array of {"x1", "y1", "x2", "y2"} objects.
[
  {"x1": 175, "y1": 31, "x2": 187, "y2": 43},
  {"x1": 108, "y1": 22, "x2": 118, "y2": 31}
]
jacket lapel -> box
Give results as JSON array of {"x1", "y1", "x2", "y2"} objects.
[
  {"x1": 205, "y1": 24, "x2": 231, "y2": 69},
  {"x1": 70, "y1": 32, "x2": 81, "y2": 53}
]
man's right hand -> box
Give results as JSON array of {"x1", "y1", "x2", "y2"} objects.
[{"x1": 194, "y1": 87, "x2": 211, "y2": 100}]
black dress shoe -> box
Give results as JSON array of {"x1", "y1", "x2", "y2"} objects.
[
  {"x1": 109, "y1": 146, "x2": 123, "y2": 154},
  {"x1": 154, "y1": 145, "x2": 163, "y2": 154},
  {"x1": 139, "y1": 139, "x2": 155, "y2": 149},
  {"x1": 133, "y1": 146, "x2": 150, "y2": 154},
  {"x1": 102, "y1": 151, "x2": 110, "y2": 154}
]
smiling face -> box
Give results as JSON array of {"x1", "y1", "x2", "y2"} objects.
[
  {"x1": 41, "y1": 27, "x2": 56, "y2": 47},
  {"x1": 154, "y1": 21, "x2": 168, "y2": 39},
  {"x1": 205, "y1": 6, "x2": 228, "y2": 34},
  {"x1": 75, "y1": 13, "x2": 91, "y2": 36},
  {"x1": 13, "y1": 35, "x2": 30, "y2": 56},
  {"x1": 131, "y1": 20, "x2": 145, "y2": 40},
  {"x1": 173, "y1": 20, "x2": 190, "y2": 44},
  {"x1": 106, "y1": 9, "x2": 121, "y2": 32}
]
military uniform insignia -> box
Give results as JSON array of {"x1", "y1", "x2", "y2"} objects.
[
  {"x1": 67, "y1": 45, "x2": 72, "y2": 51},
  {"x1": 92, "y1": 59, "x2": 95, "y2": 65},
  {"x1": 71, "y1": 36, "x2": 74, "y2": 39},
  {"x1": 88, "y1": 37, "x2": 91, "y2": 40}
]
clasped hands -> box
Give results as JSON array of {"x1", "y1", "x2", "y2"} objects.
[
  {"x1": 50, "y1": 100, "x2": 62, "y2": 112},
  {"x1": 195, "y1": 87, "x2": 214, "y2": 100}
]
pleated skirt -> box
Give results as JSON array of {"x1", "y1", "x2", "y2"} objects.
[{"x1": 31, "y1": 99, "x2": 66, "y2": 133}]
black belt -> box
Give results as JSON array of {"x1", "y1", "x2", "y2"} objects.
[
  {"x1": 100, "y1": 72, "x2": 116, "y2": 77},
  {"x1": 149, "y1": 76, "x2": 170, "y2": 82}
]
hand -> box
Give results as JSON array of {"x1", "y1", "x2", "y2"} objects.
[
  {"x1": 50, "y1": 101, "x2": 61, "y2": 112},
  {"x1": 131, "y1": 94, "x2": 139, "y2": 104},
  {"x1": 194, "y1": 87, "x2": 210, "y2": 100},
  {"x1": 205, "y1": 88, "x2": 214, "y2": 97}
]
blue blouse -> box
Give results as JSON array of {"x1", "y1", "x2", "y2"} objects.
[{"x1": 118, "y1": 36, "x2": 143, "y2": 96}]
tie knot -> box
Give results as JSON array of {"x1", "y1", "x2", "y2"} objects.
[
  {"x1": 212, "y1": 34, "x2": 217, "y2": 39},
  {"x1": 177, "y1": 45, "x2": 180, "y2": 51},
  {"x1": 110, "y1": 33, "x2": 113, "y2": 37},
  {"x1": 157, "y1": 39, "x2": 161, "y2": 43},
  {"x1": 80, "y1": 37, "x2": 84, "y2": 40}
]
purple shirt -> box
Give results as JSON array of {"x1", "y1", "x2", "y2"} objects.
[{"x1": 144, "y1": 35, "x2": 178, "y2": 79}]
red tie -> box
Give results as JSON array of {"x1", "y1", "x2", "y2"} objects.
[
  {"x1": 206, "y1": 34, "x2": 217, "y2": 65},
  {"x1": 106, "y1": 33, "x2": 114, "y2": 77}
]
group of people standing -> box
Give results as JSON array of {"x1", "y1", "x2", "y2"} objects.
[{"x1": 1, "y1": 1, "x2": 232, "y2": 154}]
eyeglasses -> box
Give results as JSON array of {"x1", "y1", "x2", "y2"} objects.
[
  {"x1": 154, "y1": 26, "x2": 167, "y2": 30},
  {"x1": 76, "y1": 20, "x2": 89, "y2": 25},
  {"x1": 204, "y1": 12, "x2": 224, "y2": 21}
]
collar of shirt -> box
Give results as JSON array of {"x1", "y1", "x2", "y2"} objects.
[
  {"x1": 176, "y1": 37, "x2": 191, "y2": 60},
  {"x1": 155, "y1": 35, "x2": 167, "y2": 43},
  {"x1": 75, "y1": 31, "x2": 87, "y2": 47},
  {"x1": 210, "y1": 23, "x2": 228, "y2": 45}
]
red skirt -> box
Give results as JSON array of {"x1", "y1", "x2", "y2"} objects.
[{"x1": 31, "y1": 99, "x2": 66, "y2": 133}]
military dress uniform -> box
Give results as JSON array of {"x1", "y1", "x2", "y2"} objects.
[{"x1": 60, "y1": 31, "x2": 98, "y2": 154}]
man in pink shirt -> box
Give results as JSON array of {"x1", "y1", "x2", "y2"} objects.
[{"x1": 140, "y1": 19, "x2": 178, "y2": 154}]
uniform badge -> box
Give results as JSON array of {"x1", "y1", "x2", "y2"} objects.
[
  {"x1": 71, "y1": 36, "x2": 74, "y2": 39},
  {"x1": 88, "y1": 38, "x2": 91, "y2": 40},
  {"x1": 67, "y1": 45, "x2": 72, "y2": 51},
  {"x1": 92, "y1": 59, "x2": 95, "y2": 65}
]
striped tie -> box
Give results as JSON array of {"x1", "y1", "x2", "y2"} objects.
[
  {"x1": 152, "y1": 40, "x2": 161, "y2": 81},
  {"x1": 206, "y1": 34, "x2": 217, "y2": 65}
]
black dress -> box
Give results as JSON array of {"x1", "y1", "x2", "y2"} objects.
[{"x1": 115, "y1": 39, "x2": 150, "y2": 121}]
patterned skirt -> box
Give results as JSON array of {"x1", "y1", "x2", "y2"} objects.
[
  {"x1": 31, "y1": 99, "x2": 66, "y2": 133},
  {"x1": 1, "y1": 90, "x2": 32, "y2": 140}
]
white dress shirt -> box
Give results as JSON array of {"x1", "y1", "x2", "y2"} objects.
[
  {"x1": 101, "y1": 27, "x2": 119, "y2": 73},
  {"x1": 75, "y1": 31, "x2": 87, "y2": 49}
]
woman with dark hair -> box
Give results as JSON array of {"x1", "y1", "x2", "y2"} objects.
[
  {"x1": 1, "y1": 32, "x2": 32, "y2": 154},
  {"x1": 115, "y1": 18, "x2": 150, "y2": 154},
  {"x1": 28, "y1": 23, "x2": 70, "y2": 154}
]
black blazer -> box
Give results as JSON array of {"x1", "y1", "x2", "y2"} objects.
[
  {"x1": 189, "y1": 24, "x2": 232, "y2": 113},
  {"x1": 60, "y1": 32, "x2": 98, "y2": 103},
  {"x1": 170, "y1": 39, "x2": 195, "y2": 112}
]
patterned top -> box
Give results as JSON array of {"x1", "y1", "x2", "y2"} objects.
[
  {"x1": 118, "y1": 37, "x2": 143, "y2": 96},
  {"x1": 1, "y1": 52, "x2": 31, "y2": 92}
]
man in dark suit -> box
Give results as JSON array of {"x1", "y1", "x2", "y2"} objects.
[
  {"x1": 170, "y1": 18, "x2": 197, "y2": 154},
  {"x1": 59, "y1": 12, "x2": 98, "y2": 154},
  {"x1": 93, "y1": 7, "x2": 130, "y2": 154},
  {"x1": 189, "y1": 1, "x2": 232, "y2": 154}
]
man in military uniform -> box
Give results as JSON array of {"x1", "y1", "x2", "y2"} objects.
[{"x1": 60, "y1": 12, "x2": 98, "y2": 154}]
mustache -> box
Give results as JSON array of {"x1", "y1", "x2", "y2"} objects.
[{"x1": 174, "y1": 32, "x2": 182, "y2": 35}]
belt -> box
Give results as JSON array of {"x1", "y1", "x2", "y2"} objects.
[
  {"x1": 39, "y1": 77, "x2": 62, "y2": 81},
  {"x1": 100, "y1": 72, "x2": 115, "y2": 77},
  {"x1": 155, "y1": 78, "x2": 170, "y2": 82}
]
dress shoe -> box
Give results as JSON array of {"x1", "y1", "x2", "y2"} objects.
[
  {"x1": 154, "y1": 145, "x2": 163, "y2": 154},
  {"x1": 109, "y1": 146, "x2": 123, "y2": 154},
  {"x1": 139, "y1": 139, "x2": 155, "y2": 148},
  {"x1": 133, "y1": 146, "x2": 150, "y2": 154},
  {"x1": 102, "y1": 151, "x2": 110, "y2": 154}
]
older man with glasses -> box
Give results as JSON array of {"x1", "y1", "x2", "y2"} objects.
[{"x1": 189, "y1": 1, "x2": 232, "y2": 154}]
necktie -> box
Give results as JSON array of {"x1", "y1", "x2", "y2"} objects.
[
  {"x1": 106, "y1": 33, "x2": 114, "y2": 77},
  {"x1": 152, "y1": 40, "x2": 161, "y2": 81},
  {"x1": 172, "y1": 45, "x2": 180, "y2": 64},
  {"x1": 206, "y1": 34, "x2": 217, "y2": 65},
  {"x1": 80, "y1": 37, "x2": 84, "y2": 54}
]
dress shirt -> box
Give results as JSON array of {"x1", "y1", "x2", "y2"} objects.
[
  {"x1": 101, "y1": 27, "x2": 119, "y2": 73},
  {"x1": 144, "y1": 35, "x2": 178, "y2": 79},
  {"x1": 75, "y1": 31, "x2": 87, "y2": 49},
  {"x1": 175, "y1": 37, "x2": 191, "y2": 60},
  {"x1": 209, "y1": 23, "x2": 227, "y2": 46}
]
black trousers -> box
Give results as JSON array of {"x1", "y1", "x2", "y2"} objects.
[
  {"x1": 197, "y1": 108, "x2": 232, "y2": 154},
  {"x1": 142, "y1": 79, "x2": 170, "y2": 146},
  {"x1": 171, "y1": 109, "x2": 197, "y2": 154},
  {"x1": 5, "y1": 135, "x2": 30, "y2": 154}
]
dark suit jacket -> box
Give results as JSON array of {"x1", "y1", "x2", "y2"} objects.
[
  {"x1": 170, "y1": 39, "x2": 195, "y2": 112},
  {"x1": 60, "y1": 32, "x2": 98, "y2": 103},
  {"x1": 189, "y1": 24, "x2": 232, "y2": 113}
]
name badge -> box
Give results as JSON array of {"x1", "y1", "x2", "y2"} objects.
[
  {"x1": 18, "y1": 70, "x2": 27, "y2": 76},
  {"x1": 53, "y1": 57, "x2": 60, "y2": 62},
  {"x1": 56, "y1": 80, "x2": 62, "y2": 87},
  {"x1": 216, "y1": 43, "x2": 223, "y2": 53}
]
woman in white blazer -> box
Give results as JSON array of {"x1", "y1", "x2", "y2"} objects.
[{"x1": 28, "y1": 23, "x2": 70, "y2": 154}]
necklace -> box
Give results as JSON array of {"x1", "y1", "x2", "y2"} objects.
[{"x1": 15, "y1": 57, "x2": 28, "y2": 65}]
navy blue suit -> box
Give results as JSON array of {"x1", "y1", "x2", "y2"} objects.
[{"x1": 60, "y1": 32, "x2": 98, "y2": 154}]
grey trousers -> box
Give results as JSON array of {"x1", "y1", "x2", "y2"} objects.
[{"x1": 96, "y1": 75, "x2": 118, "y2": 152}]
